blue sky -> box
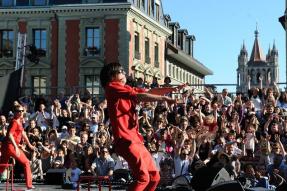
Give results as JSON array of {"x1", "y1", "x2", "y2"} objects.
[{"x1": 163, "y1": 0, "x2": 286, "y2": 93}]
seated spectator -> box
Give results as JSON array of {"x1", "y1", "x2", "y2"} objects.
[
  {"x1": 65, "y1": 126, "x2": 80, "y2": 152},
  {"x1": 75, "y1": 131, "x2": 91, "y2": 157},
  {"x1": 52, "y1": 147, "x2": 65, "y2": 169},
  {"x1": 91, "y1": 147, "x2": 115, "y2": 177},
  {"x1": 64, "y1": 160, "x2": 82, "y2": 189}
]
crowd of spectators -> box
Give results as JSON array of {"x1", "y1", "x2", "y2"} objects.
[{"x1": 1, "y1": 76, "x2": 287, "y2": 190}]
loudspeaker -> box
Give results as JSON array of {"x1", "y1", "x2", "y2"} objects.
[
  {"x1": 44, "y1": 168, "x2": 66, "y2": 185},
  {"x1": 206, "y1": 181, "x2": 244, "y2": 191}
]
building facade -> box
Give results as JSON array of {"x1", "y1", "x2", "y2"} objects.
[
  {"x1": 236, "y1": 29, "x2": 279, "y2": 93},
  {"x1": 0, "y1": 0, "x2": 212, "y2": 97},
  {"x1": 164, "y1": 16, "x2": 212, "y2": 94}
]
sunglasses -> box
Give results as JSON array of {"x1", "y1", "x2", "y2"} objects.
[{"x1": 16, "y1": 110, "x2": 24, "y2": 113}]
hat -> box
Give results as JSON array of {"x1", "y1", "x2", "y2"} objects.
[{"x1": 62, "y1": 125, "x2": 68, "y2": 130}]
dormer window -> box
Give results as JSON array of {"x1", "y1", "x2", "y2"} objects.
[
  {"x1": 1, "y1": 0, "x2": 14, "y2": 6},
  {"x1": 33, "y1": 0, "x2": 47, "y2": 6},
  {"x1": 142, "y1": 0, "x2": 145, "y2": 9},
  {"x1": 155, "y1": 3, "x2": 159, "y2": 21}
]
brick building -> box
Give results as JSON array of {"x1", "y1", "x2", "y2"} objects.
[{"x1": 0, "y1": 0, "x2": 212, "y2": 97}]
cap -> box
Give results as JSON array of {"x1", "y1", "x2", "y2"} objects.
[{"x1": 62, "y1": 125, "x2": 68, "y2": 130}]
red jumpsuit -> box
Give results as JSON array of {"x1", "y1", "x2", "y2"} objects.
[
  {"x1": 0, "y1": 119, "x2": 33, "y2": 189},
  {"x1": 105, "y1": 82, "x2": 160, "y2": 191}
]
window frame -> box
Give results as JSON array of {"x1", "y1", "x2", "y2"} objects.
[
  {"x1": 0, "y1": 30, "x2": 14, "y2": 58},
  {"x1": 32, "y1": 28, "x2": 47, "y2": 57},
  {"x1": 32, "y1": 76, "x2": 47, "y2": 95},
  {"x1": 84, "y1": 75, "x2": 100, "y2": 96},
  {"x1": 84, "y1": 27, "x2": 101, "y2": 57}
]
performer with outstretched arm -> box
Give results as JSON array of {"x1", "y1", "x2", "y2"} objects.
[
  {"x1": 100, "y1": 62, "x2": 184, "y2": 191},
  {"x1": 0, "y1": 104, "x2": 35, "y2": 190}
]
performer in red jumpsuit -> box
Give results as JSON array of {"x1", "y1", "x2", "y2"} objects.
[
  {"x1": 0, "y1": 104, "x2": 35, "y2": 190},
  {"x1": 100, "y1": 62, "x2": 183, "y2": 191}
]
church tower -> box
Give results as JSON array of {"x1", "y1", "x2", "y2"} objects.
[{"x1": 236, "y1": 29, "x2": 279, "y2": 93}]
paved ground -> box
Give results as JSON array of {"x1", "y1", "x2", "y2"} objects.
[{"x1": 0, "y1": 182, "x2": 127, "y2": 191}]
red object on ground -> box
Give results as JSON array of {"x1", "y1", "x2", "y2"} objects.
[
  {"x1": 0, "y1": 163, "x2": 14, "y2": 191},
  {"x1": 77, "y1": 176, "x2": 111, "y2": 191}
]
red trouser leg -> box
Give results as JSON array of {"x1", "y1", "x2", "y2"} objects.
[
  {"x1": 0, "y1": 144, "x2": 32, "y2": 189},
  {"x1": 116, "y1": 141, "x2": 160, "y2": 191}
]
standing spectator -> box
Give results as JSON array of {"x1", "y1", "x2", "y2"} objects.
[
  {"x1": 0, "y1": 115, "x2": 8, "y2": 141},
  {"x1": 218, "y1": 88, "x2": 232, "y2": 107},
  {"x1": 150, "y1": 77, "x2": 159, "y2": 89}
]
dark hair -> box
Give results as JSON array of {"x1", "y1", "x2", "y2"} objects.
[{"x1": 100, "y1": 62, "x2": 123, "y2": 88}]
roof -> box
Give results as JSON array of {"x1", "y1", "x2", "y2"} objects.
[
  {"x1": 249, "y1": 29, "x2": 266, "y2": 63},
  {"x1": 166, "y1": 42, "x2": 213, "y2": 76}
]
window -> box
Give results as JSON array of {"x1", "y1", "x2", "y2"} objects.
[
  {"x1": 33, "y1": 76, "x2": 46, "y2": 95},
  {"x1": 16, "y1": 0, "x2": 29, "y2": 6},
  {"x1": 0, "y1": 30, "x2": 14, "y2": 58},
  {"x1": 134, "y1": 32, "x2": 140, "y2": 59},
  {"x1": 154, "y1": 42, "x2": 159, "y2": 67},
  {"x1": 85, "y1": 75, "x2": 100, "y2": 95},
  {"x1": 141, "y1": 0, "x2": 145, "y2": 9},
  {"x1": 145, "y1": 38, "x2": 150, "y2": 64},
  {"x1": 1, "y1": 0, "x2": 13, "y2": 6},
  {"x1": 151, "y1": 0, "x2": 155, "y2": 16},
  {"x1": 137, "y1": 0, "x2": 140, "y2": 7},
  {"x1": 33, "y1": 0, "x2": 46, "y2": 6},
  {"x1": 85, "y1": 27, "x2": 101, "y2": 56},
  {"x1": 178, "y1": 33, "x2": 182, "y2": 47},
  {"x1": 155, "y1": 3, "x2": 160, "y2": 21},
  {"x1": 33, "y1": 29, "x2": 46, "y2": 57}
]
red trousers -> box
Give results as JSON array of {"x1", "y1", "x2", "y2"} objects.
[
  {"x1": 0, "y1": 143, "x2": 32, "y2": 189},
  {"x1": 116, "y1": 140, "x2": 160, "y2": 191}
]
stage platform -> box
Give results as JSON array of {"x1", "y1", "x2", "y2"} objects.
[{"x1": 0, "y1": 182, "x2": 127, "y2": 191}]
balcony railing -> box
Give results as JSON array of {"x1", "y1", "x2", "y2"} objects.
[{"x1": 84, "y1": 47, "x2": 100, "y2": 56}]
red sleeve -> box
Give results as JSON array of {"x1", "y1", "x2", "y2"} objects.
[
  {"x1": 106, "y1": 82, "x2": 138, "y2": 101},
  {"x1": 8, "y1": 120, "x2": 18, "y2": 135}
]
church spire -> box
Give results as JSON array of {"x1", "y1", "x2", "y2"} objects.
[{"x1": 249, "y1": 26, "x2": 265, "y2": 62}]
